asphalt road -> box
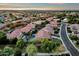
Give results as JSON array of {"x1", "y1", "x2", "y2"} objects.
[{"x1": 60, "y1": 22, "x2": 79, "y2": 56}]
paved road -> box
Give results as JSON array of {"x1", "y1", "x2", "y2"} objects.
[{"x1": 60, "y1": 22, "x2": 79, "y2": 56}]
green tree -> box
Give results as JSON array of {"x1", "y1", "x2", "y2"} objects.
[
  {"x1": 0, "y1": 19, "x2": 4, "y2": 23},
  {"x1": 0, "y1": 49, "x2": 2, "y2": 56},
  {"x1": 14, "y1": 48, "x2": 22, "y2": 56},
  {"x1": 2, "y1": 46, "x2": 14, "y2": 56},
  {"x1": 26, "y1": 44, "x2": 37, "y2": 56},
  {"x1": 70, "y1": 35, "x2": 79, "y2": 41},
  {"x1": 9, "y1": 13, "x2": 17, "y2": 21},
  {"x1": 67, "y1": 15, "x2": 79, "y2": 24},
  {"x1": 39, "y1": 38, "x2": 61, "y2": 53},
  {"x1": 56, "y1": 13, "x2": 66, "y2": 19},
  {"x1": 16, "y1": 39, "x2": 25, "y2": 48},
  {"x1": 10, "y1": 38, "x2": 17, "y2": 44},
  {"x1": 67, "y1": 27, "x2": 72, "y2": 33},
  {"x1": 54, "y1": 28, "x2": 59, "y2": 34},
  {"x1": 0, "y1": 31, "x2": 9, "y2": 44},
  {"x1": 76, "y1": 40, "x2": 79, "y2": 45},
  {"x1": 0, "y1": 31, "x2": 6, "y2": 40},
  {"x1": 40, "y1": 38, "x2": 50, "y2": 52}
]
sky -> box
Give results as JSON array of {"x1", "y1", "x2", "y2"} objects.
[{"x1": 0, "y1": 3, "x2": 79, "y2": 10}]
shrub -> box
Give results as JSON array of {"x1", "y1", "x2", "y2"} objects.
[
  {"x1": 14, "y1": 48, "x2": 22, "y2": 56},
  {"x1": 2, "y1": 46, "x2": 14, "y2": 56},
  {"x1": 0, "y1": 31, "x2": 9, "y2": 44},
  {"x1": 16, "y1": 39, "x2": 25, "y2": 48},
  {"x1": 26, "y1": 44, "x2": 37, "y2": 56}
]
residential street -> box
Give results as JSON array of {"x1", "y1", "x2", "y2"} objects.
[{"x1": 60, "y1": 22, "x2": 79, "y2": 56}]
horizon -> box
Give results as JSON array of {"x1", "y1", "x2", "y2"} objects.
[{"x1": 0, "y1": 3, "x2": 79, "y2": 10}]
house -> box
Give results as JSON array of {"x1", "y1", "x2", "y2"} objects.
[
  {"x1": 7, "y1": 29, "x2": 22, "y2": 40},
  {"x1": 44, "y1": 24, "x2": 54, "y2": 34},
  {"x1": 0, "y1": 24, "x2": 6, "y2": 29},
  {"x1": 0, "y1": 16, "x2": 4, "y2": 23},
  {"x1": 22, "y1": 17, "x2": 31, "y2": 21},
  {"x1": 12, "y1": 20, "x2": 23, "y2": 23},
  {"x1": 7, "y1": 23, "x2": 36, "y2": 39},
  {"x1": 11, "y1": 12, "x2": 23, "y2": 18},
  {"x1": 33, "y1": 20, "x2": 45, "y2": 25},
  {"x1": 63, "y1": 18, "x2": 68, "y2": 22},
  {"x1": 35, "y1": 24, "x2": 54, "y2": 39},
  {"x1": 46, "y1": 17, "x2": 53, "y2": 22},
  {"x1": 70, "y1": 24, "x2": 79, "y2": 32},
  {"x1": 70, "y1": 24, "x2": 79, "y2": 37},
  {"x1": 35, "y1": 29, "x2": 51, "y2": 39},
  {"x1": 49, "y1": 20, "x2": 58, "y2": 28},
  {"x1": 46, "y1": 17, "x2": 58, "y2": 28},
  {"x1": 3, "y1": 13, "x2": 13, "y2": 22},
  {"x1": 21, "y1": 23, "x2": 35, "y2": 33}
]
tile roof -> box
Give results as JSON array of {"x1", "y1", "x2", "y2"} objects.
[
  {"x1": 50, "y1": 20, "x2": 58, "y2": 28},
  {"x1": 21, "y1": 23, "x2": 35, "y2": 33},
  {"x1": 7, "y1": 23, "x2": 35, "y2": 39},
  {"x1": 46, "y1": 17, "x2": 53, "y2": 21},
  {"x1": 0, "y1": 24, "x2": 6, "y2": 29},
  {"x1": 36, "y1": 29, "x2": 51, "y2": 39},
  {"x1": 7, "y1": 29, "x2": 22, "y2": 39},
  {"x1": 35, "y1": 24, "x2": 54, "y2": 39},
  {"x1": 70, "y1": 24, "x2": 79, "y2": 30}
]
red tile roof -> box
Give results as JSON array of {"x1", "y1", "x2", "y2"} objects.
[
  {"x1": 7, "y1": 23, "x2": 35, "y2": 39},
  {"x1": 50, "y1": 20, "x2": 58, "y2": 28},
  {"x1": 46, "y1": 17, "x2": 53, "y2": 21},
  {"x1": 21, "y1": 23, "x2": 35, "y2": 33},
  {"x1": 36, "y1": 24, "x2": 54, "y2": 39},
  {"x1": 36, "y1": 29, "x2": 51, "y2": 39},
  {"x1": 7, "y1": 29, "x2": 22, "y2": 39}
]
